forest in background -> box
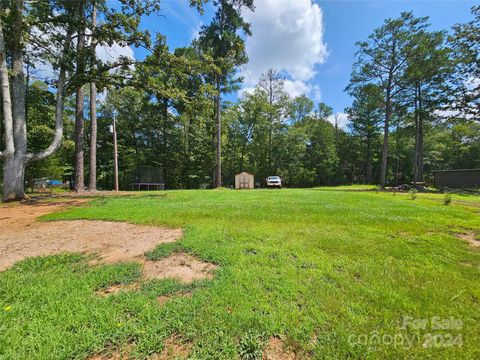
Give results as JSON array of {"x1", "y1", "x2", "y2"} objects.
[{"x1": 0, "y1": 1, "x2": 479, "y2": 196}]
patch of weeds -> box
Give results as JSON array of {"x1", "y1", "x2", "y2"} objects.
[
  {"x1": 244, "y1": 248, "x2": 258, "y2": 256},
  {"x1": 91, "y1": 197, "x2": 109, "y2": 206},
  {"x1": 140, "y1": 278, "x2": 186, "y2": 296},
  {"x1": 299, "y1": 262, "x2": 317, "y2": 269},
  {"x1": 13, "y1": 253, "x2": 85, "y2": 272},
  {"x1": 409, "y1": 188, "x2": 417, "y2": 200},
  {"x1": 320, "y1": 273, "x2": 339, "y2": 287},
  {"x1": 90, "y1": 262, "x2": 142, "y2": 290},
  {"x1": 444, "y1": 193, "x2": 452, "y2": 206},
  {"x1": 133, "y1": 193, "x2": 168, "y2": 199},
  {"x1": 145, "y1": 242, "x2": 183, "y2": 261},
  {"x1": 268, "y1": 252, "x2": 279, "y2": 260},
  {"x1": 238, "y1": 330, "x2": 266, "y2": 360},
  {"x1": 287, "y1": 253, "x2": 298, "y2": 261}
]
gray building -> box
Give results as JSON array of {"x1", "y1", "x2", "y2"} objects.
[{"x1": 432, "y1": 169, "x2": 480, "y2": 189}]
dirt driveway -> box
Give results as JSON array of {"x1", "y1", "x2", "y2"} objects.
[{"x1": 0, "y1": 199, "x2": 181, "y2": 271}]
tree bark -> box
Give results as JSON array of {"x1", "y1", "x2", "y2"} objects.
[
  {"x1": 214, "y1": 1, "x2": 225, "y2": 188},
  {"x1": 413, "y1": 83, "x2": 425, "y2": 185},
  {"x1": 1, "y1": 0, "x2": 27, "y2": 200},
  {"x1": 1, "y1": 1, "x2": 73, "y2": 201},
  {"x1": 4, "y1": 0, "x2": 28, "y2": 199},
  {"x1": 3, "y1": 156, "x2": 26, "y2": 200},
  {"x1": 413, "y1": 84, "x2": 419, "y2": 185},
  {"x1": 12, "y1": 0, "x2": 27, "y2": 160},
  {"x1": 88, "y1": 2, "x2": 97, "y2": 191},
  {"x1": 74, "y1": 1, "x2": 86, "y2": 192},
  {"x1": 268, "y1": 83, "x2": 273, "y2": 173},
  {"x1": 215, "y1": 78, "x2": 222, "y2": 188},
  {"x1": 113, "y1": 112, "x2": 119, "y2": 191},
  {"x1": 0, "y1": 23, "x2": 15, "y2": 159},
  {"x1": 365, "y1": 139, "x2": 372, "y2": 184},
  {"x1": 74, "y1": 87, "x2": 85, "y2": 191},
  {"x1": 417, "y1": 85, "x2": 424, "y2": 183},
  {"x1": 379, "y1": 77, "x2": 392, "y2": 188}
]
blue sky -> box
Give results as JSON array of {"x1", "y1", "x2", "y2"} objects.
[{"x1": 123, "y1": 0, "x2": 477, "y2": 122}]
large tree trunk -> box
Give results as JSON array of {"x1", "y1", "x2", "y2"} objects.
[
  {"x1": 413, "y1": 84, "x2": 419, "y2": 185},
  {"x1": 88, "y1": 2, "x2": 97, "y2": 191},
  {"x1": 11, "y1": 0, "x2": 27, "y2": 198},
  {"x1": 74, "y1": 1, "x2": 86, "y2": 192},
  {"x1": 365, "y1": 144, "x2": 372, "y2": 184},
  {"x1": 88, "y1": 82, "x2": 97, "y2": 190},
  {"x1": 3, "y1": 155, "x2": 26, "y2": 200},
  {"x1": 413, "y1": 83, "x2": 424, "y2": 185},
  {"x1": 1, "y1": 1, "x2": 73, "y2": 201},
  {"x1": 379, "y1": 82, "x2": 392, "y2": 188},
  {"x1": 268, "y1": 88, "x2": 273, "y2": 173},
  {"x1": 214, "y1": 2, "x2": 225, "y2": 189},
  {"x1": 0, "y1": 23, "x2": 15, "y2": 161},
  {"x1": 74, "y1": 85, "x2": 85, "y2": 191},
  {"x1": 215, "y1": 78, "x2": 222, "y2": 188},
  {"x1": 417, "y1": 85, "x2": 424, "y2": 183},
  {"x1": 2, "y1": 0, "x2": 26, "y2": 200}
]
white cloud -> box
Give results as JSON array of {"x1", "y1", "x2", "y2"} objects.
[
  {"x1": 283, "y1": 79, "x2": 311, "y2": 98},
  {"x1": 190, "y1": 21, "x2": 203, "y2": 41},
  {"x1": 466, "y1": 76, "x2": 480, "y2": 90},
  {"x1": 238, "y1": 86, "x2": 256, "y2": 97},
  {"x1": 242, "y1": 0, "x2": 328, "y2": 99},
  {"x1": 327, "y1": 112, "x2": 350, "y2": 129},
  {"x1": 311, "y1": 85, "x2": 322, "y2": 102},
  {"x1": 433, "y1": 109, "x2": 460, "y2": 118},
  {"x1": 96, "y1": 42, "x2": 135, "y2": 63}
]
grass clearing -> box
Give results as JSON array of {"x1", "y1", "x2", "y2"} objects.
[{"x1": 1, "y1": 189, "x2": 479, "y2": 359}]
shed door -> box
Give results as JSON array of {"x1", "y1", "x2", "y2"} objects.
[{"x1": 240, "y1": 175, "x2": 249, "y2": 188}]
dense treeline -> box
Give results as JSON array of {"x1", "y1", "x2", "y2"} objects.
[{"x1": 0, "y1": 1, "x2": 479, "y2": 199}]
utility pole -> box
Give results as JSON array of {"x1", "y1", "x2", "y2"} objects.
[{"x1": 112, "y1": 111, "x2": 119, "y2": 191}]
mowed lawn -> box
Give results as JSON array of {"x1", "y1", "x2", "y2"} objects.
[{"x1": 1, "y1": 189, "x2": 479, "y2": 359}]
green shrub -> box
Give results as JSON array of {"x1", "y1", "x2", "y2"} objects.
[
  {"x1": 443, "y1": 193, "x2": 452, "y2": 206},
  {"x1": 409, "y1": 188, "x2": 418, "y2": 200},
  {"x1": 238, "y1": 331, "x2": 265, "y2": 360}
]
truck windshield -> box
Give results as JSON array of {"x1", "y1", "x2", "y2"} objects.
[{"x1": 268, "y1": 177, "x2": 280, "y2": 180}]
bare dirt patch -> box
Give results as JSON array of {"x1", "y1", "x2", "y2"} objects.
[
  {"x1": 142, "y1": 252, "x2": 217, "y2": 283},
  {"x1": 87, "y1": 344, "x2": 135, "y2": 360},
  {"x1": 263, "y1": 337, "x2": 298, "y2": 360},
  {"x1": 150, "y1": 335, "x2": 191, "y2": 360},
  {"x1": 0, "y1": 199, "x2": 89, "y2": 229},
  {"x1": 456, "y1": 232, "x2": 480, "y2": 247},
  {"x1": 0, "y1": 200, "x2": 182, "y2": 271}
]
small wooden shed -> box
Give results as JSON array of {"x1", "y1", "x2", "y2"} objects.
[{"x1": 235, "y1": 172, "x2": 254, "y2": 189}]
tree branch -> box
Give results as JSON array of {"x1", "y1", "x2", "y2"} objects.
[{"x1": 27, "y1": 25, "x2": 74, "y2": 163}]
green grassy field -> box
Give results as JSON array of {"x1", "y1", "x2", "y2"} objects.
[{"x1": 1, "y1": 189, "x2": 479, "y2": 359}]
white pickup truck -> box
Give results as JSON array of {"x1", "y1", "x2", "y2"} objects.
[{"x1": 266, "y1": 176, "x2": 282, "y2": 188}]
